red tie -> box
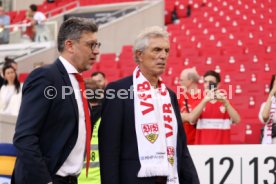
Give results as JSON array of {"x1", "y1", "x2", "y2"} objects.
[{"x1": 74, "y1": 73, "x2": 92, "y2": 177}]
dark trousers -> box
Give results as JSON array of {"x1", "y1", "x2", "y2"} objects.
[
  {"x1": 155, "y1": 176, "x2": 167, "y2": 184},
  {"x1": 52, "y1": 175, "x2": 77, "y2": 184}
]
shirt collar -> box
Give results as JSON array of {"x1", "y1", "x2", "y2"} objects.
[{"x1": 59, "y1": 56, "x2": 79, "y2": 74}]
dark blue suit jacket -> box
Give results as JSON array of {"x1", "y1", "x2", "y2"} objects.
[
  {"x1": 99, "y1": 76, "x2": 200, "y2": 184},
  {"x1": 12, "y1": 59, "x2": 93, "y2": 184}
]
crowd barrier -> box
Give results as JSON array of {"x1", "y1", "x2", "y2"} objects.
[{"x1": 189, "y1": 144, "x2": 276, "y2": 184}]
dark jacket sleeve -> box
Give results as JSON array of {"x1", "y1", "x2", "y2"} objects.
[
  {"x1": 98, "y1": 82, "x2": 124, "y2": 184},
  {"x1": 13, "y1": 68, "x2": 53, "y2": 183},
  {"x1": 171, "y1": 91, "x2": 200, "y2": 184}
]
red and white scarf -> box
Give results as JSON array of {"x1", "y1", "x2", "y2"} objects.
[
  {"x1": 133, "y1": 67, "x2": 179, "y2": 184},
  {"x1": 262, "y1": 96, "x2": 276, "y2": 144}
]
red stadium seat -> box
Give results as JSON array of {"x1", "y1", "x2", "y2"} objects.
[{"x1": 18, "y1": 73, "x2": 29, "y2": 83}]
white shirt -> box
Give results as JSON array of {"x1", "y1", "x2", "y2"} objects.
[
  {"x1": 56, "y1": 56, "x2": 86, "y2": 176},
  {"x1": 259, "y1": 96, "x2": 276, "y2": 144},
  {"x1": 33, "y1": 11, "x2": 50, "y2": 42},
  {"x1": 0, "y1": 85, "x2": 22, "y2": 115},
  {"x1": 259, "y1": 96, "x2": 276, "y2": 123},
  {"x1": 0, "y1": 85, "x2": 15, "y2": 108},
  {"x1": 33, "y1": 11, "x2": 46, "y2": 25}
]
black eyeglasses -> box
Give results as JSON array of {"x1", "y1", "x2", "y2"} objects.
[{"x1": 87, "y1": 42, "x2": 101, "y2": 50}]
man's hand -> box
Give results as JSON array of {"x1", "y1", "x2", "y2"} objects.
[
  {"x1": 215, "y1": 90, "x2": 227, "y2": 102},
  {"x1": 204, "y1": 88, "x2": 216, "y2": 102}
]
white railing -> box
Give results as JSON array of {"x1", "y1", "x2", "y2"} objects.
[
  {"x1": 46, "y1": 1, "x2": 80, "y2": 18},
  {"x1": 3, "y1": 21, "x2": 58, "y2": 44}
]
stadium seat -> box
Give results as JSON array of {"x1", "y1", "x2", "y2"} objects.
[
  {"x1": 98, "y1": 53, "x2": 119, "y2": 70},
  {"x1": 18, "y1": 73, "x2": 29, "y2": 83},
  {"x1": 161, "y1": 0, "x2": 275, "y2": 143}
]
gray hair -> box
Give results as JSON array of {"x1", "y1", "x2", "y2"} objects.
[
  {"x1": 133, "y1": 26, "x2": 169, "y2": 63},
  {"x1": 57, "y1": 17, "x2": 98, "y2": 52}
]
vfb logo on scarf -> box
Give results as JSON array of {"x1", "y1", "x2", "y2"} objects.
[
  {"x1": 142, "y1": 123, "x2": 159, "y2": 143},
  {"x1": 167, "y1": 146, "x2": 175, "y2": 166}
]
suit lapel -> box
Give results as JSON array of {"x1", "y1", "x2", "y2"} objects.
[
  {"x1": 55, "y1": 59, "x2": 79, "y2": 119},
  {"x1": 129, "y1": 77, "x2": 135, "y2": 118},
  {"x1": 168, "y1": 89, "x2": 182, "y2": 173}
]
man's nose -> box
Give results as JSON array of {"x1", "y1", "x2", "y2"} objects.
[
  {"x1": 159, "y1": 50, "x2": 168, "y2": 58},
  {"x1": 92, "y1": 47, "x2": 100, "y2": 55}
]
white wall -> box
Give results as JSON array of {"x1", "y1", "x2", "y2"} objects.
[
  {"x1": 12, "y1": 0, "x2": 44, "y2": 11},
  {"x1": 0, "y1": 114, "x2": 17, "y2": 143},
  {"x1": 17, "y1": 44, "x2": 58, "y2": 73},
  {"x1": 98, "y1": 0, "x2": 164, "y2": 54}
]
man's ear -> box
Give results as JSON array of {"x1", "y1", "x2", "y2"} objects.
[
  {"x1": 64, "y1": 40, "x2": 74, "y2": 53},
  {"x1": 135, "y1": 50, "x2": 143, "y2": 63}
]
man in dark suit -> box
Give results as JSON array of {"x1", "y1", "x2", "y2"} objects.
[
  {"x1": 99, "y1": 26, "x2": 200, "y2": 184},
  {"x1": 12, "y1": 17, "x2": 100, "y2": 184}
]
